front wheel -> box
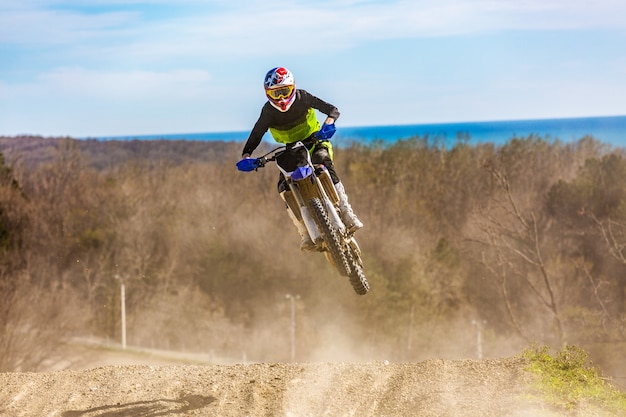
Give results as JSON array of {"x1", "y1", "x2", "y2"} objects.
[{"x1": 308, "y1": 197, "x2": 351, "y2": 277}]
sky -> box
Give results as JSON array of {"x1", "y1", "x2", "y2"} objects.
[{"x1": 1, "y1": 0, "x2": 625, "y2": 137}]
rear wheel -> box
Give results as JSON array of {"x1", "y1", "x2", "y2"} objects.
[{"x1": 308, "y1": 197, "x2": 351, "y2": 277}]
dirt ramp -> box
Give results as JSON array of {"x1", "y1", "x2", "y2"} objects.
[{"x1": 1, "y1": 358, "x2": 546, "y2": 417}]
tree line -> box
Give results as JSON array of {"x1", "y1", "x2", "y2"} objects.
[{"x1": 0, "y1": 135, "x2": 624, "y2": 375}]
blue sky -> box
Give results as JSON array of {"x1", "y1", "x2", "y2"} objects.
[{"x1": 1, "y1": 0, "x2": 625, "y2": 137}]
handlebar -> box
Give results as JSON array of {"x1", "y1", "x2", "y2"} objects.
[
  {"x1": 236, "y1": 145, "x2": 285, "y2": 172},
  {"x1": 237, "y1": 123, "x2": 337, "y2": 172}
]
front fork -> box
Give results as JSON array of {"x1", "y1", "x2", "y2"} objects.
[
  {"x1": 280, "y1": 188, "x2": 322, "y2": 245},
  {"x1": 281, "y1": 169, "x2": 346, "y2": 243},
  {"x1": 313, "y1": 169, "x2": 346, "y2": 235}
]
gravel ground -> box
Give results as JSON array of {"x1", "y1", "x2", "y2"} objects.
[{"x1": 0, "y1": 356, "x2": 581, "y2": 417}]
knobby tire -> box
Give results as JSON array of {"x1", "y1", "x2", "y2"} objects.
[
  {"x1": 345, "y1": 238, "x2": 369, "y2": 295},
  {"x1": 308, "y1": 197, "x2": 351, "y2": 278}
]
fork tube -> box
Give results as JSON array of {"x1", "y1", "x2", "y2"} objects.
[
  {"x1": 314, "y1": 176, "x2": 345, "y2": 234},
  {"x1": 289, "y1": 182, "x2": 321, "y2": 243}
]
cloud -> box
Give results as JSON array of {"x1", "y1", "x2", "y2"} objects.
[
  {"x1": 3, "y1": 1, "x2": 623, "y2": 86},
  {"x1": 2, "y1": 1, "x2": 625, "y2": 53},
  {"x1": 136, "y1": 1, "x2": 626, "y2": 66},
  {"x1": 1, "y1": 0, "x2": 625, "y2": 136},
  {"x1": 0, "y1": 7, "x2": 138, "y2": 45},
  {"x1": 56, "y1": 67, "x2": 210, "y2": 98},
  {"x1": 2, "y1": 67, "x2": 212, "y2": 101}
]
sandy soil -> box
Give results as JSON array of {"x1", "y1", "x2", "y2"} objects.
[{"x1": 0, "y1": 355, "x2": 577, "y2": 417}]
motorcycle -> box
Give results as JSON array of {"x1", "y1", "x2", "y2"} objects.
[{"x1": 237, "y1": 141, "x2": 369, "y2": 295}]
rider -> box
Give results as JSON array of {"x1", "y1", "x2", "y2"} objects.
[{"x1": 241, "y1": 66, "x2": 363, "y2": 250}]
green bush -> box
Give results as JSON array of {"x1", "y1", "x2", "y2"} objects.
[{"x1": 523, "y1": 345, "x2": 626, "y2": 415}]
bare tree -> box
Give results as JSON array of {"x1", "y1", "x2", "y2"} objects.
[{"x1": 468, "y1": 162, "x2": 566, "y2": 345}]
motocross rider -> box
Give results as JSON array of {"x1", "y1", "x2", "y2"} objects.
[{"x1": 241, "y1": 67, "x2": 363, "y2": 251}]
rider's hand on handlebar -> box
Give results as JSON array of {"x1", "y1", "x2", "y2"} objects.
[
  {"x1": 316, "y1": 123, "x2": 336, "y2": 140},
  {"x1": 236, "y1": 156, "x2": 259, "y2": 172}
]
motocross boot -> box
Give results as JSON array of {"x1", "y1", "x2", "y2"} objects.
[
  {"x1": 335, "y1": 182, "x2": 363, "y2": 234},
  {"x1": 281, "y1": 192, "x2": 316, "y2": 251}
]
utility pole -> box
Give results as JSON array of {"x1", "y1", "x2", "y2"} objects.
[
  {"x1": 115, "y1": 274, "x2": 127, "y2": 349},
  {"x1": 407, "y1": 303, "x2": 415, "y2": 359},
  {"x1": 472, "y1": 319, "x2": 486, "y2": 359},
  {"x1": 285, "y1": 294, "x2": 300, "y2": 362}
]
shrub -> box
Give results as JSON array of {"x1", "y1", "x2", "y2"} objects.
[{"x1": 523, "y1": 345, "x2": 626, "y2": 415}]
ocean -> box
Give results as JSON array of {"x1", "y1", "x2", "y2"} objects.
[{"x1": 95, "y1": 115, "x2": 626, "y2": 148}]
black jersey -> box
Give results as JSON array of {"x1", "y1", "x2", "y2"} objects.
[{"x1": 242, "y1": 89, "x2": 340, "y2": 157}]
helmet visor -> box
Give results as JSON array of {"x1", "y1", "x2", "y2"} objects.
[{"x1": 266, "y1": 85, "x2": 294, "y2": 100}]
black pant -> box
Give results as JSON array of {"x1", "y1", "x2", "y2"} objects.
[{"x1": 277, "y1": 140, "x2": 339, "y2": 193}]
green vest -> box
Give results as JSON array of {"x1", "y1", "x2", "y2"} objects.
[{"x1": 269, "y1": 108, "x2": 320, "y2": 144}]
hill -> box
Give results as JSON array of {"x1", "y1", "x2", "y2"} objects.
[
  {"x1": 0, "y1": 357, "x2": 559, "y2": 417},
  {"x1": 0, "y1": 136, "x2": 241, "y2": 169}
]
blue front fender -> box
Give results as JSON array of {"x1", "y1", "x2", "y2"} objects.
[{"x1": 291, "y1": 166, "x2": 313, "y2": 181}]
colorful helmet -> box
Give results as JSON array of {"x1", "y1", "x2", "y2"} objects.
[{"x1": 264, "y1": 67, "x2": 296, "y2": 112}]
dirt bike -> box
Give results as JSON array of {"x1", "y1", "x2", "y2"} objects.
[{"x1": 237, "y1": 141, "x2": 369, "y2": 295}]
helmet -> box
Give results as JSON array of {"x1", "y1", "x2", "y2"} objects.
[{"x1": 264, "y1": 67, "x2": 296, "y2": 112}]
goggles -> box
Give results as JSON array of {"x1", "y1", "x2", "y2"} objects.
[{"x1": 266, "y1": 85, "x2": 294, "y2": 100}]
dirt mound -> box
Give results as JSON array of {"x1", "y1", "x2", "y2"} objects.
[{"x1": 0, "y1": 357, "x2": 570, "y2": 417}]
